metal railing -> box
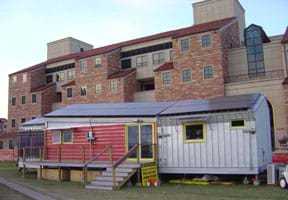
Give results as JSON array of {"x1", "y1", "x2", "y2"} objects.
[{"x1": 225, "y1": 70, "x2": 284, "y2": 84}]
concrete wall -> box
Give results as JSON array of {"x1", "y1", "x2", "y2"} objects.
[
  {"x1": 121, "y1": 38, "x2": 172, "y2": 80},
  {"x1": 227, "y1": 35, "x2": 284, "y2": 77},
  {"x1": 193, "y1": 0, "x2": 245, "y2": 42},
  {"x1": 47, "y1": 37, "x2": 93, "y2": 59}
]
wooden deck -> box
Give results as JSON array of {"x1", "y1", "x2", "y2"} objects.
[{"x1": 18, "y1": 159, "x2": 155, "y2": 169}]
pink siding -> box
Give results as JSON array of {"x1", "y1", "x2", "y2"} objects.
[{"x1": 45, "y1": 124, "x2": 126, "y2": 162}]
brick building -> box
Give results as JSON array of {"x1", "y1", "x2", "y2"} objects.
[{"x1": 6, "y1": 0, "x2": 288, "y2": 153}]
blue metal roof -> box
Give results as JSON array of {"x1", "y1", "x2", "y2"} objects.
[
  {"x1": 160, "y1": 93, "x2": 260, "y2": 115},
  {"x1": 21, "y1": 117, "x2": 45, "y2": 126},
  {"x1": 44, "y1": 94, "x2": 261, "y2": 118},
  {"x1": 45, "y1": 102, "x2": 175, "y2": 117}
]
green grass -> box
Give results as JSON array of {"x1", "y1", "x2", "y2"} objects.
[
  {"x1": 0, "y1": 162, "x2": 288, "y2": 200},
  {"x1": 0, "y1": 183, "x2": 32, "y2": 200}
]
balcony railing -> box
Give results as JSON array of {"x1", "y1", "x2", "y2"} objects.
[{"x1": 225, "y1": 70, "x2": 285, "y2": 84}]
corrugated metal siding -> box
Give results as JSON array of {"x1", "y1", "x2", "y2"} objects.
[
  {"x1": 158, "y1": 112, "x2": 260, "y2": 174},
  {"x1": 255, "y1": 98, "x2": 272, "y2": 166},
  {"x1": 45, "y1": 124, "x2": 126, "y2": 161}
]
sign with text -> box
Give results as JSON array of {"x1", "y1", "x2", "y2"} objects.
[{"x1": 141, "y1": 165, "x2": 158, "y2": 186}]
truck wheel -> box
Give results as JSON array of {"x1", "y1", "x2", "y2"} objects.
[{"x1": 279, "y1": 178, "x2": 287, "y2": 189}]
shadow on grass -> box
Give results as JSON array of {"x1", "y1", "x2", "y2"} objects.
[{"x1": 0, "y1": 162, "x2": 287, "y2": 200}]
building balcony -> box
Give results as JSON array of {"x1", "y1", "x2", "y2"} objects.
[
  {"x1": 225, "y1": 70, "x2": 285, "y2": 84},
  {"x1": 133, "y1": 90, "x2": 155, "y2": 102}
]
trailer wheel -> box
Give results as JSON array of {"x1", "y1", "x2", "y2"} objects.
[{"x1": 279, "y1": 178, "x2": 287, "y2": 189}]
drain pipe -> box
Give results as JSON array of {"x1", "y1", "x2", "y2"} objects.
[{"x1": 284, "y1": 45, "x2": 288, "y2": 77}]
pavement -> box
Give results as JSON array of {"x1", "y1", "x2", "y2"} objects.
[{"x1": 0, "y1": 178, "x2": 56, "y2": 200}]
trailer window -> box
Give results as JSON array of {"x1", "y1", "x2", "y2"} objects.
[
  {"x1": 183, "y1": 122, "x2": 206, "y2": 143},
  {"x1": 52, "y1": 130, "x2": 61, "y2": 144},
  {"x1": 230, "y1": 119, "x2": 246, "y2": 128},
  {"x1": 63, "y1": 130, "x2": 73, "y2": 144}
]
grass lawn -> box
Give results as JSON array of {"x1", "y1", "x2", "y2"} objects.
[
  {"x1": 0, "y1": 162, "x2": 288, "y2": 200},
  {"x1": 0, "y1": 184, "x2": 33, "y2": 200}
]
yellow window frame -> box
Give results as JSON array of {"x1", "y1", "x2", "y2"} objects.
[
  {"x1": 52, "y1": 130, "x2": 61, "y2": 144},
  {"x1": 183, "y1": 121, "x2": 206, "y2": 143},
  {"x1": 230, "y1": 119, "x2": 246, "y2": 129},
  {"x1": 125, "y1": 123, "x2": 155, "y2": 161},
  {"x1": 62, "y1": 129, "x2": 73, "y2": 144},
  {"x1": 52, "y1": 129, "x2": 73, "y2": 144}
]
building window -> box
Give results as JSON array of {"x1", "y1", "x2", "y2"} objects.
[
  {"x1": 230, "y1": 119, "x2": 246, "y2": 128},
  {"x1": 202, "y1": 34, "x2": 211, "y2": 48},
  {"x1": 80, "y1": 86, "x2": 87, "y2": 96},
  {"x1": 180, "y1": 38, "x2": 190, "y2": 51},
  {"x1": 63, "y1": 129, "x2": 73, "y2": 143},
  {"x1": 136, "y1": 55, "x2": 148, "y2": 67},
  {"x1": 95, "y1": 83, "x2": 102, "y2": 95},
  {"x1": 67, "y1": 70, "x2": 75, "y2": 80},
  {"x1": 56, "y1": 72, "x2": 64, "y2": 82},
  {"x1": 204, "y1": 65, "x2": 213, "y2": 79},
  {"x1": 0, "y1": 141, "x2": 3, "y2": 149},
  {"x1": 67, "y1": 88, "x2": 73, "y2": 98},
  {"x1": 12, "y1": 75, "x2": 17, "y2": 83},
  {"x1": 21, "y1": 96, "x2": 26, "y2": 104},
  {"x1": 121, "y1": 59, "x2": 131, "y2": 69},
  {"x1": 31, "y1": 94, "x2": 37, "y2": 103},
  {"x1": 182, "y1": 69, "x2": 192, "y2": 82},
  {"x1": 162, "y1": 71, "x2": 172, "y2": 85},
  {"x1": 8, "y1": 140, "x2": 13, "y2": 149},
  {"x1": 21, "y1": 118, "x2": 26, "y2": 123},
  {"x1": 56, "y1": 92, "x2": 62, "y2": 102},
  {"x1": 95, "y1": 57, "x2": 102, "y2": 68},
  {"x1": 11, "y1": 119, "x2": 16, "y2": 128},
  {"x1": 46, "y1": 75, "x2": 53, "y2": 83},
  {"x1": 245, "y1": 25, "x2": 265, "y2": 76},
  {"x1": 80, "y1": 60, "x2": 87, "y2": 73},
  {"x1": 52, "y1": 130, "x2": 61, "y2": 144},
  {"x1": 110, "y1": 80, "x2": 117, "y2": 94},
  {"x1": 11, "y1": 97, "x2": 16, "y2": 106},
  {"x1": 23, "y1": 73, "x2": 27, "y2": 83},
  {"x1": 183, "y1": 122, "x2": 206, "y2": 143},
  {"x1": 153, "y1": 52, "x2": 165, "y2": 65}
]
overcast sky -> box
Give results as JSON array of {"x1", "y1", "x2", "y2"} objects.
[{"x1": 0, "y1": 0, "x2": 287, "y2": 118}]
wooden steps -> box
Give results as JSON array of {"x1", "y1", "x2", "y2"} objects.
[{"x1": 85, "y1": 164, "x2": 138, "y2": 190}]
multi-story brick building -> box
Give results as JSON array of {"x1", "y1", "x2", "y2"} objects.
[{"x1": 6, "y1": 0, "x2": 288, "y2": 153}]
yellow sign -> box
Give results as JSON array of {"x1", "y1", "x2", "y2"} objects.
[{"x1": 141, "y1": 165, "x2": 158, "y2": 186}]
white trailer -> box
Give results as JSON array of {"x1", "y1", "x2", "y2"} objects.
[{"x1": 157, "y1": 94, "x2": 272, "y2": 175}]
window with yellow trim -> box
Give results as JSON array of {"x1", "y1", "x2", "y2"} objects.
[
  {"x1": 230, "y1": 119, "x2": 246, "y2": 128},
  {"x1": 183, "y1": 122, "x2": 206, "y2": 142},
  {"x1": 52, "y1": 129, "x2": 73, "y2": 144},
  {"x1": 63, "y1": 129, "x2": 73, "y2": 143},
  {"x1": 53, "y1": 130, "x2": 61, "y2": 144}
]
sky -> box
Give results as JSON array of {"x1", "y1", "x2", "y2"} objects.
[{"x1": 0, "y1": 0, "x2": 287, "y2": 118}]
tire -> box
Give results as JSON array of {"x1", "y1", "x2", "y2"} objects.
[{"x1": 279, "y1": 178, "x2": 287, "y2": 189}]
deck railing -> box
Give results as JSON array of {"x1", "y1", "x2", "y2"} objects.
[
  {"x1": 225, "y1": 70, "x2": 284, "y2": 84},
  {"x1": 83, "y1": 145, "x2": 113, "y2": 184},
  {"x1": 20, "y1": 147, "x2": 43, "y2": 162},
  {"x1": 111, "y1": 144, "x2": 140, "y2": 189}
]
